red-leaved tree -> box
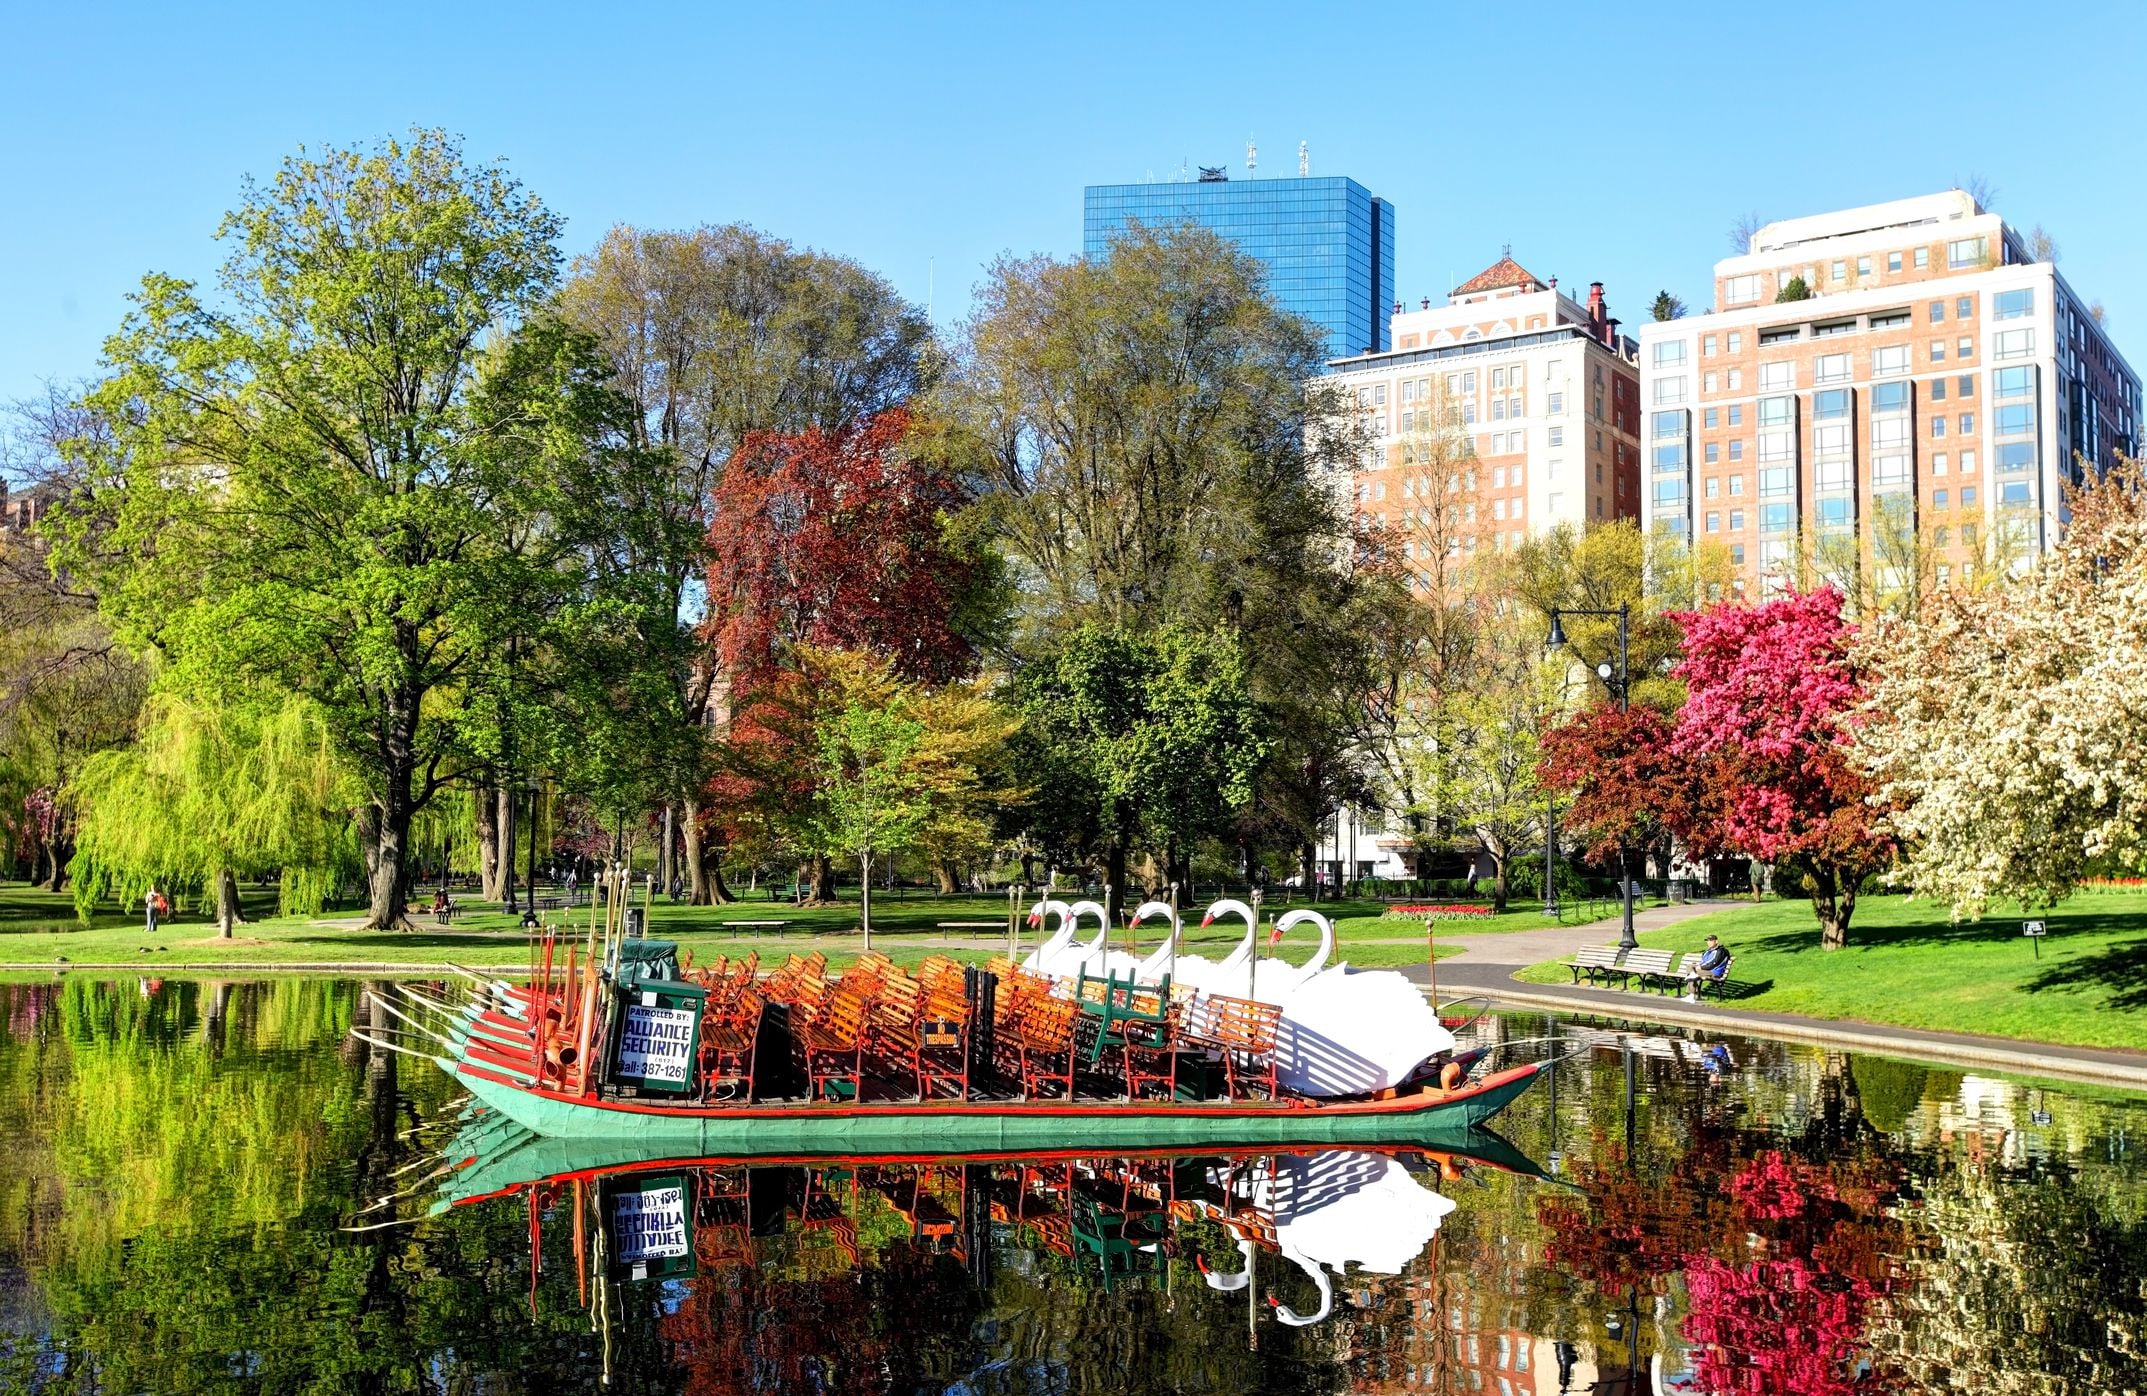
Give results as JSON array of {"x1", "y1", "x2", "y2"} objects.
[
  {"x1": 700, "y1": 408, "x2": 983, "y2": 900},
  {"x1": 1671, "y1": 588, "x2": 1891, "y2": 948},
  {"x1": 1539, "y1": 703, "x2": 1718, "y2": 882}
]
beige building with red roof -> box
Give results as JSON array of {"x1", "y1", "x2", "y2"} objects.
[{"x1": 1322, "y1": 254, "x2": 1642, "y2": 609}]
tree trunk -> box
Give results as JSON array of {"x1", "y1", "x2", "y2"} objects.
[
  {"x1": 42, "y1": 834, "x2": 71, "y2": 893},
  {"x1": 809, "y1": 855, "x2": 835, "y2": 904},
  {"x1": 1103, "y1": 840, "x2": 1128, "y2": 924},
  {"x1": 476, "y1": 781, "x2": 502, "y2": 900},
  {"x1": 1810, "y1": 862, "x2": 1854, "y2": 950},
  {"x1": 215, "y1": 867, "x2": 246, "y2": 938},
  {"x1": 657, "y1": 803, "x2": 675, "y2": 897},
  {"x1": 496, "y1": 785, "x2": 517, "y2": 906},
  {"x1": 933, "y1": 860, "x2": 957, "y2": 894},
  {"x1": 363, "y1": 682, "x2": 421, "y2": 931},
  {"x1": 1489, "y1": 854, "x2": 1509, "y2": 912},
  {"x1": 681, "y1": 794, "x2": 711, "y2": 905},
  {"x1": 1298, "y1": 840, "x2": 1318, "y2": 904},
  {"x1": 859, "y1": 854, "x2": 874, "y2": 950}
]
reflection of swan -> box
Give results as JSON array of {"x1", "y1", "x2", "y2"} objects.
[
  {"x1": 1016, "y1": 899, "x2": 1074, "y2": 974},
  {"x1": 1169, "y1": 899, "x2": 1259, "y2": 994},
  {"x1": 1248, "y1": 909, "x2": 1336, "y2": 1002},
  {"x1": 1275, "y1": 961, "x2": 1459, "y2": 1096},
  {"x1": 1211, "y1": 1151, "x2": 1456, "y2": 1327}
]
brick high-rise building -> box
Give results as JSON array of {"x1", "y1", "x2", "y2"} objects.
[{"x1": 1637, "y1": 190, "x2": 2140, "y2": 595}]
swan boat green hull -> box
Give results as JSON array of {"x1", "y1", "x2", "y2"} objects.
[{"x1": 448, "y1": 1057, "x2": 1543, "y2": 1152}]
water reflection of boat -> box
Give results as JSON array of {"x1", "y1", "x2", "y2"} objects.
[
  {"x1": 367, "y1": 886, "x2": 1546, "y2": 1148},
  {"x1": 416, "y1": 1107, "x2": 1549, "y2": 1333}
]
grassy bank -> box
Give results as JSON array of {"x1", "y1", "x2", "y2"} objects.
[
  {"x1": 1515, "y1": 890, "x2": 2147, "y2": 1051},
  {"x1": 0, "y1": 881, "x2": 1564, "y2": 975}
]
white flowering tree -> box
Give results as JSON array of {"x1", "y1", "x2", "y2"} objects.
[{"x1": 1855, "y1": 456, "x2": 2147, "y2": 914}]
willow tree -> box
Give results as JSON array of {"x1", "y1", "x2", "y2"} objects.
[
  {"x1": 53, "y1": 130, "x2": 608, "y2": 928},
  {"x1": 69, "y1": 690, "x2": 356, "y2": 934}
]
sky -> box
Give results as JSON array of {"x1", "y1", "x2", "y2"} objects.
[{"x1": 4, "y1": 0, "x2": 2143, "y2": 430}]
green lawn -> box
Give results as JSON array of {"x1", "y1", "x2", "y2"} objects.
[
  {"x1": 0, "y1": 881, "x2": 1536, "y2": 974},
  {"x1": 1515, "y1": 891, "x2": 2147, "y2": 1051}
]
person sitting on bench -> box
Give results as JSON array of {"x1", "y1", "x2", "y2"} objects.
[{"x1": 1683, "y1": 935, "x2": 1731, "y2": 1001}]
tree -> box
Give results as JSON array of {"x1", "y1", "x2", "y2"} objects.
[
  {"x1": 557, "y1": 223, "x2": 935, "y2": 903},
  {"x1": 1853, "y1": 456, "x2": 2147, "y2": 915},
  {"x1": 2027, "y1": 223, "x2": 2060, "y2": 263},
  {"x1": 1016, "y1": 623, "x2": 1266, "y2": 920},
  {"x1": 1671, "y1": 589, "x2": 1891, "y2": 948},
  {"x1": 54, "y1": 131, "x2": 608, "y2": 929},
  {"x1": 1540, "y1": 702, "x2": 1712, "y2": 887},
  {"x1": 803, "y1": 697, "x2": 929, "y2": 950},
  {"x1": 1807, "y1": 489, "x2": 2024, "y2": 617},
  {"x1": 957, "y1": 220, "x2": 1361, "y2": 648},
  {"x1": 1650, "y1": 290, "x2": 1687, "y2": 322},
  {"x1": 1726, "y1": 211, "x2": 1767, "y2": 255},
  {"x1": 1417, "y1": 628, "x2": 1551, "y2": 910},
  {"x1": 1505, "y1": 520, "x2": 1731, "y2": 711},
  {"x1": 1775, "y1": 276, "x2": 1812, "y2": 303},
  {"x1": 67, "y1": 688, "x2": 356, "y2": 934}
]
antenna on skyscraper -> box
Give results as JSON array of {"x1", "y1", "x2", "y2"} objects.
[
  {"x1": 1298, "y1": 140, "x2": 1309, "y2": 176},
  {"x1": 1246, "y1": 137, "x2": 1257, "y2": 174}
]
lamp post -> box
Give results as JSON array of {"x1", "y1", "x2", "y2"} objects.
[
  {"x1": 1543, "y1": 791, "x2": 1560, "y2": 918},
  {"x1": 1547, "y1": 603, "x2": 1637, "y2": 950}
]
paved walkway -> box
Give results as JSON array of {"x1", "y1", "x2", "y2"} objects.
[{"x1": 1405, "y1": 899, "x2": 2147, "y2": 1090}]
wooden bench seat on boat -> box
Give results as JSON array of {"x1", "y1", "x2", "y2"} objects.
[
  {"x1": 1179, "y1": 994, "x2": 1282, "y2": 1100},
  {"x1": 699, "y1": 986, "x2": 763, "y2": 1102},
  {"x1": 798, "y1": 986, "x2": 872, "y2": 1101}
]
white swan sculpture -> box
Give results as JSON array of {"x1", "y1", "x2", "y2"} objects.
[
  {"x1": 1016, "y1": 898, "x2": 1074, "y2": 975},
  {"x1": 1274, "y1": 938, "x2": 1460, "y2": 1096},
  {"x1": 1028, "y1": 899, "x2": 1123, "y2": 979},
  {"x1": 1247, "y1": 908, "x2": 1337, "y2": 1002},
  {"x1": 1167, "y1": 898, "x2": 1260, "y2": 994},
  {"x1": 1127, "y1": 900, "x2": 1183, "y2": 983}
]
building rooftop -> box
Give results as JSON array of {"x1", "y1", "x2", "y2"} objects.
[{"x1": 1449, "y1": 255, "x2": 1546, "y2": 298}]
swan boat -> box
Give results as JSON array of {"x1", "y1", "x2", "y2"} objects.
[{"x1": 367, "y1": 909, "x2": 1545, "y2": 1147}]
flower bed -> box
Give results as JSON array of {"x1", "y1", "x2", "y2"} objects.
[{"x1": 1383, "y1": 903, "x2": 1495, "y2": 920}]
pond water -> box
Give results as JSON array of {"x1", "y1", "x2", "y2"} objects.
[{"x1": 0, "y1": 977, "x2": 2142, "y2": 1395}]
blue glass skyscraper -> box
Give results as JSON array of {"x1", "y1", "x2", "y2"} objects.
[{"x1": 1082, "y1": 175, "x2": 1395, "y2": 359}]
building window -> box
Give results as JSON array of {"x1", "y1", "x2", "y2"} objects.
[
  {"x1": 1831, "y1": 259, "x2": 1847, "y2": 282},
  {"x1": 1857, "y1": 256, "x2": 1872, "y2": 278},
  {"x1": 1760, "y1": 362, "x2": 1794, "y2": 392},
  {"x1": 1730, "y1": 474, "x2": 1745, "y2": 495},
  {"x1": 1932, "y1": 452, "x2": 1947, "y2": 475},
  {"x1": 1492, "y1": 399, "x2": 1506, "y2": 421},
  {"x1": 1959, "y1": 413, "x2": 1975, "y2": 435},
  {"x1": 1934, "y1": 490, "x2": 1949, "y2": 508},
  {"x1": 1994, "y1": 288, "x2": 2034, "y2": 320},
  {"x1": 1654, "y1": 341, "x2": 1688, "y2": 367},
  {"x1": 1887, "y1": 251, "x2": 1902, "y2": 273},
  {"x1": 1463, "y1": 403, "x2": 1475, "y2": 424},
  {"x1": 1729, "y1": 440, "x2": 1744, "y2": 461},
  {"x1": 1705, "y1": 476, "x2": 1721, "y2": 498},
  {"x1": 1724, "y1": 274, "x2": 1761, "y2": 304},
  {"x1": 1704, "y1": 442, "x2": 1720, "y2": 464},
  {"x1": 1703, "y1": 334, "x2": 1717, "y2": 356},
  {"x1": 1931, "y1": 417, "x2": 1947, "y2": 438},
  {"x1": 1548, "y1": 391, "x2": 1564, "y2": 414},
  {"x1": 1727, "y1": 332, "x2": 1743, "y2": 353},
  {"x1": 2002, "y1": 481, "x2": 2033, "y2": 505},
  {"x1": 1962, "y1": 486, "x2": 1978, "y2": 505},
  {"x1": 1728, "y1": 404, "x2": 1743, "y2": 426},
  {"x1": 1914, "y1": 247, "x2": 1930, "y2": 269},
  {"x1": 1872, "y1": 345, "x2": 1908, "y2": 377},
  {"x1": 1730, "y1": 509, "x2": 1745, "y2": 530},
  {"x1": 1654, "y1": 376, "x2": 1687, "y2": 406},
  {"x1": 1760, "y1": 468, "x2": 1792, "y2": 497},
  {"x1": 1492, "y1": 368, "x2": 1508, "y2": 389},
  {"x1": 1814, "y1": 389, "x2": 1851, "y2": 420},
  {"x1": 1704, "y1": 371, "x2": 1719, "y2": 393},
  {"x1": 1731, "y1": 543, "x2": 1747, "y2": 565},
  {"x1": 1705, "y1": 511, "x2": 1720, "y2": 532},
  {"x1": 1548, "y1": 426, "x2": 1563, "y2": 446},
  {"x1": 1958, "y1": 375, "x2": 1976, "y2": 397},
  {"x1": 1958, "y1": 337, "x2": 1974, "y2": 359},
  {"x1": 1962, "y1": 450, "x2": 1977, "y2": 473},
  {"x1": 1816, "y1": 354, "x2": 1851, "y2": 384},
  {"x1": 1929, "y1": 301, "x2": 1945, "y2": 323},
  {"x1": 1996, "y1": 329, "x2": 2034, "y2": 360},
  {"x1": 1703, "y1": 407, "x2": 1718, "y2": 429},
  {"x1": 1948, "y1": 238, "x2": 1987, "y2": 269},
  {"x1": 1462, "y1": 372, "x2": 1477, "y2": 391},
  {"x1": 1762, "y1": 502, "x2": 1793, "y2": 530},
  {"x1": 1957, "y1": 296, "x2": 1974, "y2": 318},
  {"x1": 1727, "y1": 368, "x2": 1743, "y2": 390},
  {"x1": 1931, "y1": 379, "x2": 1947, "y2": 402},
  {"x1": 1930, "y1": 339, "x2": 1947, "y2": 362}
]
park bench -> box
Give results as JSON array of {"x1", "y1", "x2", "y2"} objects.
[
  {"x1": 935, "y1": 920, "x2": 1005, "y2": 929},
  {"x1": 1668, "y1": 951, "x2": 1736, "y2": 998},
  {"x1": 1621, "y1": 948, "x2": 1679, "y2": 993},
  {"x1": 727, "y1": 919, "x2": 790, "y2": 938},
  {"x1": 1565, "y1": 945, "x2": 1629, "y2": 986}
]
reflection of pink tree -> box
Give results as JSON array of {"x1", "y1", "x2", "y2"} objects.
[{"x1": 1541, "y1": 1140, "x2": 1911, "y2": 1393}]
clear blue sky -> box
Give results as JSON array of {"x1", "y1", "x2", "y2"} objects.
[{"x1": 4, "y1": 1, "x2": 2142, "y2": 420}]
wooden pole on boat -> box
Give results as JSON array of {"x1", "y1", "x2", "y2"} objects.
[
  {"x1": 1425, "y1": 912, "x2": 1438, "y2": 1005},
  {"x1": 1249, "y1": 887, "x2": 1264, "y2": 999},
  {"x1": 573, "y1": 1177, "x2": 588, "y2": 1306},
  {"x1": 1007, "y1": 883, "x2": 1018, "y2": 962},
  {"x1": 1168, "y1": 880, "x2": 1180, "y2": 983}
]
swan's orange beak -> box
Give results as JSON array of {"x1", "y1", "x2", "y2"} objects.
[
  {"x1": 1199, "y1": 914, "x2": 1214, "y2": 927},
  {"x1": 1026, "y1": 913, "x2": 1041, "y2": 927}
]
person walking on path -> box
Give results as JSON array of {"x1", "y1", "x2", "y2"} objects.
[{"x1": 144, "y1": 885, "x2": 168, "y2": 936}]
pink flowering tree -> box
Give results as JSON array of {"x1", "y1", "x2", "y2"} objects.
[{"x1": 1671, "y1": 588, "x2": 1891, "y2": 948}]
